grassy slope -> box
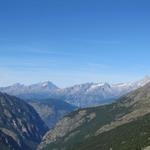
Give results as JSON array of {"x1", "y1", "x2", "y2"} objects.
[
  {"x1": 45, "y1": 112, "x2": 150, "y2": 150},
  {"x1": 72, "y1": 113, "x2": 150, "y2": 150}
]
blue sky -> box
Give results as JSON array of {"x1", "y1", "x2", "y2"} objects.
[{"x1": 0, "y1": 0, "x2": 150, "y2": 87}]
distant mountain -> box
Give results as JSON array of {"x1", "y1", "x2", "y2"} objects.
[
  {"x1": 0, "y1": 92, "x2": 48, "y2": 150},
  {"x1": 38, "y1": 82, "x2": 150, "y2": 150},
  {"x1": 28, "y1": 99, "x2": 76, "y2": 128},
  {"x1": 0, "y1": 81, "x2": 58, "y2": 99},
  {"x1": 55, "y1": 76, "x2": 150, "y2": 107},
  {"x1": 1, "y1": 76, "x2": 150, "y2": 107}
]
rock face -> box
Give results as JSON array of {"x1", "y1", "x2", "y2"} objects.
[
  {"x1": 28, "y1": 99, "x2": 76, "y2": 128},
  {"x1": 0, "y1": 92, "x2": 48, "y2": 150},
  {"x1": 38, "y1": 82, "x2": 150, "y2": 150},
  {"x1": 1, "y1": 77, "x2": 150, "y2": 108}
]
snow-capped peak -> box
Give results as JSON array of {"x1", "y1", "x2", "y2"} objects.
[
  {"x1": 42, "y1": 81, "x2": 51, "y2": 87},
  {"x1": 90, "y1": 82, "x2": 110, "y2": 90},
  {"x1": 39, "y1": 81, "x2": 57, "y2": 88},
  {"x1": 28, "y1": 81, "x2": 58, "y2": 90}
]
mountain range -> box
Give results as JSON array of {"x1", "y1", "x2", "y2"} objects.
[
  {"x1": 0, "y1": 81, "x2": 58, "y2": 100},
  {"x1": 1, "y1": 76, "x2": 150, "y2": 150},
  {"x1": 1, "y1": 76, "x2": 150, "y2": 107}
]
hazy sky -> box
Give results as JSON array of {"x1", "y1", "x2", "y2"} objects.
[{"x1": 0, "y1": 0, "x2": 150, "y2": 87}]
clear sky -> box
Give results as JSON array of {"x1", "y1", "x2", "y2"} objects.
[{"x1": 0, "y1": 0, "x2": 150, "y2": 87}]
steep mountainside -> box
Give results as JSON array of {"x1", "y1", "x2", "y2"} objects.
[
  {"x1": 0, "y1": 77, "x2": 150, "y2": 108},
  {"x1": 28, "y1": 99, "x2": 76, "y2": 128},
  {"x1": 0, "y1": 92, "x2": 48, "y2": 150},
  {"x1": 69, "y1": 113, "x2": 150, "y2": 150},
  {"x1": 38, "y1": 82, "x2": 150, "y2": 150}
]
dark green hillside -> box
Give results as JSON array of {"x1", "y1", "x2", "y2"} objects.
[
  {"x1": 72, "y1": 113, "x2": 150, "y2": 150},
  {"x1": 39, "y1": 98, "x2": 131, "y2": 150},
  {"x1": 39, "y1": 83, "x2": 150, "y2": 150}
]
